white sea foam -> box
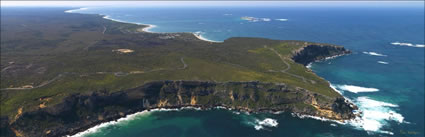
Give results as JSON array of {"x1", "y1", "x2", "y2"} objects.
[
  {"x1": 251, "y1": 118, "x2": 279, "y2": 130},
  {"x1": 324, "y1": 54, "x2": 344, "y2": 60},
  {"x1": 291, "y1": 95, "x2": 404, "y2": 135},
  {"x1": 241, "y1": 17, "x2": 286, "y2": 22},
  {"x1": 241, "y1": 16, "x2": 258, "y2": 22},
  {"x1": 272, "y1": 111, "x2": 284, "y2": 115},
  {"x1": 233, "y1": 111, "x2": 241, "y2": 115},
  {"x1": 329, "y1": 83, "x2": 356, "y2": 108},
  {"x1": 261, "y1": 18, "x2": 271, "y2": 21},
  {"x1": 356, "y1": 97, "x2": 398, "y2": 108},
  {"x1": 416, "y1": 44, "x2": 425, "y2": 47},
  {"x1": 142, "y1": 24, "x2": 157, "y2": 33},
  {"x1": 306, "y1": 63, "x2": 313, "y2": 69},
  {"x1": 67, "y1": 107, "x2": 207, "y2": 137},
  {"x1": 377, "y1": 61, "x2": 389, "y2": 64},
  {"x1": 241, "y1": 16, "x2": 271, "y2": 22},
  {"x1": 333, "y1": 84, "x2": 379, "y2": 93},
  {"x1": 275, "y1": 19, "x2": 289, "y2": 21},
  {"x1": 391, "y1": 42, "x2": 425, "y2": 48},
  {"x1": 329, "y1": 82, "x2": 405, "y2": 135},
  {"x1": 193, "y1": 31, "x2": 221, "y2": 43},
  {"x1": 64, "y1": 8, "x2": 88, "y2": 13},
  {"x1": 181, "y1": 106, "x2": 202, "y2": 111},
  {"x1": 103, "y1": 15, "x2": 157, "y2": 33},
  {"x1": 362, "y1": 51, "x2": 387, "y2": 57},
  {"x1": 292, "y1": 113, "x2": 346, "y2": 125},
  {"x1": 330, "y1": 84, "x2": 341, "y2": 94},
  {"x1": 348, "y1": 97, "x2": 404, "y2": 135},
  {"x1": 67, "y1": 110, "x2": 153, "y2": 137},
  {"x1": 215, "y1": 106, "x2": 227, "y2": 109}
]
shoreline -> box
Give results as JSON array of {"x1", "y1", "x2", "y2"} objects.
[
  {"x1": 193, "y1": 33, "x2": 222, "y2": 43},
  {"x1": 60, "y1": 7, "x2": 358, "y2": 137},
  {"x1": 67, "y1": 106, "x2": 351, "y2": 137},
  {"x1": 65, "y1": 8, "x2": 222, "y2": 43}
]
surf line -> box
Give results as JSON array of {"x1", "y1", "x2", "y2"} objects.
[{"x1": 66, "y1": 106, "x2": 271, "y2": 137}]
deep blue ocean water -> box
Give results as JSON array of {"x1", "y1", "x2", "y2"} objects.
[{"x1": 70, "y1": 3, "x2": 424, "y2": 137}]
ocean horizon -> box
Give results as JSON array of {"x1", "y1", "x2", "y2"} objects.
[{"x1": 66, "y1": 3, "x2": 424, "y2": 137}]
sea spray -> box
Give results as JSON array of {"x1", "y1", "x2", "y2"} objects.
[
  {"x1": 348, "y1": 96, "x2": 405, "y2": 135},
  {"x1": 391, "y1": 42, "x2": 425, "y2": 48},
  {"x1": 64, "y1": 8, "x2": 89, "y2": 13},
  {"x1": 240, "y1": 114, "x2": 279, "y2": 131},
  {"x1": 67, "y1": 107, "x2": 207, "y2": 137},
  {"x1": 333, "y1": 84, "x2": 380, "y2": 93},
  {"x1": 329, "y1": 82, "x2": 405, "y2": 135},
  {"x1": 67, "y1": 110, "x2": 153, "y2": 137},
  {"x1": 377, "y1": 61, "x2": 389, "y2": 64},
  {"x1": 362, "y1": 52, "x2": 387, "y2": 57}
]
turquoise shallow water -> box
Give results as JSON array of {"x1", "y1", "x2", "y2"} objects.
[{"x1": 70, "y1": 3, "x2": 424, "y2": 137}]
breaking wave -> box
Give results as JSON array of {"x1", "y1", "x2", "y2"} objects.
[
  {"x1": 349, "y1": 97, "x2": 405, "y2": 135},
  {"x1": 377, "y1": 61, "x2": 389, "y2": 64},
  {"x1": 332, "y1": 84, "x2": 379, "y2": 93},
  {"x1": 306, "y1": 63, "x2": 313, "y2": 69},
  {"x1": 245, "y1": 117, "x2": 279, "y2": 130},
  {"x1": 64, "y1": 8, "x2": 88, "y2": 13},
  {"x1": 391, "y1": 42, "x2": 425, "y2": 48},
  {"x1": 67, "y1": 110, "x2": 153, "y2": 137},
  {"x1": 362, "y1": 52, "x2": 387, "y2": 57},
  {"x1": 193, "y1": 31, "x2": 221, "y2": 43},
  {"x1": 275, "y1": 19, "x2": 289, "y2": 21},
  {"x1": 240, "y1": 16, "x2": 273, "y2": 22},
  {"x1": 330, "y1": 82, "x2": 405, "y2": 135},
  {"x1": 67, "y1": 107, "x2": 204, "y2": 137}
]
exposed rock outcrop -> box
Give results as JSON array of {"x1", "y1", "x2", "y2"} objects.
[
  {"x1": 292, "y1": 45, "x2": 351, "y2": 66},
  {"x1": 9, "y1": 81, "x2": 356, "y2": 137},
  {"x1": 3, "y1": 44, "x2": 357, "y2": 137}
]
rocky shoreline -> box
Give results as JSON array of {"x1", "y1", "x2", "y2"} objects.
[
  {"x1": 1, "y1": 45, "x2": 356, "y2": 137},
  {"x1": 0, "y1": 8, "x2": 358, "y2": 137},
  {"x1": 292, "y1": 44, "x2": 352, "y2": 66},
  {"x1": 13, "y1": 82, "x2": 356, "y2": 137}
]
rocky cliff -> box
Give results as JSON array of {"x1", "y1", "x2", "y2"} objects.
[
  {"x1": 1, "y1": 44, "x2": 356, "y2": 137},
  {"x1": 292, "y1": 44, "x2": 351, "y2": 66},
  {"x1": 7, "y1": 80, "x2": 357, "y2": 137},
  {"x1": 1, "y1": 8, "x2": 357, "y2": 137}
]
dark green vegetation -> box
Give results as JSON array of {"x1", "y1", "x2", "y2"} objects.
[{"x1": 1, "y1": 8, "x2": 354, "y2": 137}]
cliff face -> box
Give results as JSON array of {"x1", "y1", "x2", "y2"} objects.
[
  {"x1": 1, "y1": 8, "x2": 358, "y2": 137},
  {"x1": 292, "y1": 45, "x2": 351, "y2": 66},
  {"x1": 9, "y1": 81, "x2": 357, "y2": 137},
  {"x1": 2, "y1": 44, "x2": 357, "y2": 137}
]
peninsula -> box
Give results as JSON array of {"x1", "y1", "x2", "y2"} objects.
[{"x1": 0, "y1": 8, "x2": 357, "y2": 137}]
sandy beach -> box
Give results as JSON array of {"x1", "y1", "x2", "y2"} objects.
[
  {"x1": 192, "y1": 33, "x2": 221, "y2": 43},
  {"x1": 66, "y1": 8, "x2": 221, "y2": 43}
]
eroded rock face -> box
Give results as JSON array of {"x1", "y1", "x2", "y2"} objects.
[
  {"x1": 292, "y1": 45, "x2": 351, "y2": 66},
  {"x1": 9, "y1": 81, "x2": 357, "y2": 137},
  {"x1": 5, "y1": 44, "x2": 357, "y2": 137}
]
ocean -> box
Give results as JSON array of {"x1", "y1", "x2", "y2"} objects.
[{"x1": 68, "y1": 2, "x2": 424, "y2": 137}]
